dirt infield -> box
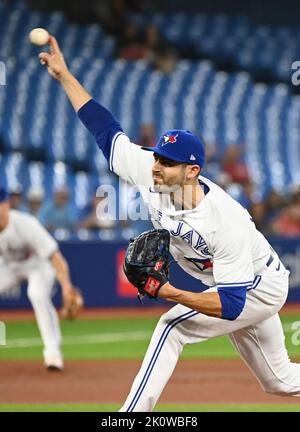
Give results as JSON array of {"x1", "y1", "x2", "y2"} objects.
[{"x1": 0, "y1": 359, "x2": 298, "y2": 405}]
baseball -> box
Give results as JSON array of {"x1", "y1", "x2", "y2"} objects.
[{"x1": 29, "y1": 28, "x2": 49, "y2": 46}]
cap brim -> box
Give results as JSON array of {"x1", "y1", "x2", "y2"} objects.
[{"x1": 141, "y1": 146, "x2": 188, "y2": 164}]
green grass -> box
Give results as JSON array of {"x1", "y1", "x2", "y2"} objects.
[
  {"x1": 0, "y1": 314, "x2": 299, "y2": 412},
  {"x1": 0, "y1": 314, "x2": 299, "y2": 361},
  {"x1": 0, "y1": 403, "x2": 299, "y2": 412}
]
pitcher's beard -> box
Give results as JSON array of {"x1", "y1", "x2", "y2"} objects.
[{"x1": 152, "y1": 181, "x2": 183, "y2": 195}]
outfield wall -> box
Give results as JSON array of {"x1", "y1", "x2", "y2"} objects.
[{"x1": 0, "y1": 238, "x2": 299, "y2": 308}]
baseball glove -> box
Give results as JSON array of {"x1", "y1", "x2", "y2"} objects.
[
  {"x1": 123, "y1": 229, "x2": 170, "y2": 301},
  {"x1": 61, "y1": 287, "x2": 84, "y2": 320}
]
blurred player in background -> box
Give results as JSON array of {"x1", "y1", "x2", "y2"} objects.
[{"x1": 0, "y1": 186, "x2": 78, "y2": 371}]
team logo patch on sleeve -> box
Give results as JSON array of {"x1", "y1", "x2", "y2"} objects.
[
  {"x1": 161, "y1": 134, "x2": 178, "y2": 146},
  {"x1": 184, "y1": 256, "x2": 213, "y2": 271}
]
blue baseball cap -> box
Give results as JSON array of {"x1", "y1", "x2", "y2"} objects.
[
  {"x1": 0, "y1": 186, "x2": 9, "y2": 203},
  {"x1": 142, "y1": 129, "x2": 206, "y2": 168}
]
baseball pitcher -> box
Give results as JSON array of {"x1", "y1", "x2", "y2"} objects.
[{"x1": 39, "y1": 36, "x2": 300, "y2": 409}]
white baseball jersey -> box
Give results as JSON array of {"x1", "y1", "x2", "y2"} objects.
[
  {"x1": 110, "y1": 133, "x2": 272, "y2": 290},
  {"x1": 0, "y1": 210, "x2": 62, "y2": 366},
  {"x1": 0, "y1": 210, "x2": 58, "y2": 271},
  {"x1": 112, "y1": 132, "x2": 300, "y2": 413}
]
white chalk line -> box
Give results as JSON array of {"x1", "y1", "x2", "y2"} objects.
[
  {"x1": 2, "y1": 331, "x2": 152, "y2": 348},
  {"x1": 1, "y1": 322, "x2": 296, "y2": 349}
]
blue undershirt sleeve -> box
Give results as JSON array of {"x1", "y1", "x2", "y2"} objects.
[
  {"x1": 77, "y1": 99, "x2": 123, "y2": 161},
  {"x1": 217, "y1": 285, "x2": 247, "y2": 320}
]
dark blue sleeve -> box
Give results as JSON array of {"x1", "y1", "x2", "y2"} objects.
[
  {"x1": 77, "y1": 99, "x2": 123, "y2": 161},
  {"x1": 217, "y1": 285, "x2": 247, "y2": 320}
]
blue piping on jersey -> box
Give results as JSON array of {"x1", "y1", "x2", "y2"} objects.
[
  {"x1": 126, "y1": 309, "x2": 199, "y2": 412},
  {"x1": 246, "y1": 275, "x2": 262, "y2": 291},
  {"x1": 109, "y1": 131, "x2": 125, "y2": 171},
  {"x1": 198, "y1": 180, "x2": 210, "y2": 195},
  {"x1": 217, "y1": 281, "x2": 253, "y2": 287}
]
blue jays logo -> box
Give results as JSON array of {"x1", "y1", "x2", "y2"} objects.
[
  {"x1": 185, "y1": 257, "x2": 213, "y2": 272},
  {"x1": 161, "y1": 134, "x2": 178, "y2": 147}
]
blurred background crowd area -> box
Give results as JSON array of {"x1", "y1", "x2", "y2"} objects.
[{"x1": 1, "y1": 0, "x2": 300, "y2": 239}]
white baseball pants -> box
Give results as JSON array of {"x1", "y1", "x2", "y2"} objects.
[
  {"x1": 0, "y1": 258, "x2": 62, "y2": 361},
  {"x1": 120, "y1": 255, "x2": 300, "y2": 412}
]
